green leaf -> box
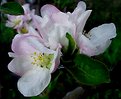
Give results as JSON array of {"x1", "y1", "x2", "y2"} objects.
[
  {"x1": 70, "y1": 54, "x2": 110, "y2": 85},
  {"x1": 65, "y1": 33, "x2": 77, "y2": 55},
  {"x1": 47, "y1": 71, "x2": 62, "y2": 93},
  {"x1": 0, "y1": 22, "x2": 16, "y2": 43},
  {"x1": 0, "y1": 2, "x2": 24, "y2": 15}
]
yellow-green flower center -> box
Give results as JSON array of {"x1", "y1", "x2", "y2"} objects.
[
  {"x1": 20, "y1": 27, "x2": 28, "y2": 34},
  {"x1": 31, "y1": 52, "x2": 54, "y2": 69},
  {"x1": 14, "y1": 19, "x2": 21, "y2": 26}
]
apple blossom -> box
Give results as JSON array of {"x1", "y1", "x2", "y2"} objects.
[
  {"x1": 32, "y1": 1, "x2": 116, "y2": 56},
  {"x1": 32, "y1": 1, "x2": 91, "y2": 50},
  {"x1": 6, "y1": 4, "x2": 35, "y2": 30},
  {"x1": 6, "y1": 15, "x2": 24, "y2": 29},
  {"x1": 8, "y1": 34, "x2": 61, "y2": 96}
]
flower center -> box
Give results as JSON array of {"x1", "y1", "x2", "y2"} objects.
[
  {"x1": 20, "y1": 26, "x2": 28, "y2": 34},
  {"x1": 14, "y1": 19, "x2": 21, "y2": 26},
  {"x1": 31, "y1": 52, "x2": 54, "y2": 69}
]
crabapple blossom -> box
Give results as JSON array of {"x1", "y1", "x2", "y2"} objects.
[
  {"x1": 6, "y1": 4, "x2": 35, "y2": 33},
  {"x1": 8, "y1": 34, "x2": 61, "y2": 96},
  {"x1": 32, "y1": 1, "x2": 116, "y2": 56}
]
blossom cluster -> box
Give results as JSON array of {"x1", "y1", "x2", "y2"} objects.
[{"x1": 6, "y1": 1, "x2": 116, "y2": 97}]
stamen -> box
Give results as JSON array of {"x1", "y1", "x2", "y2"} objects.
[{"x1": 31, "y1": 52, "x2": 54, "y2": 69}]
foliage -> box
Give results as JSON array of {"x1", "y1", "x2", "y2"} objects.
[
  {"x1": 72, "y1": 54, "x2": 110, "y2": 85},
  {"x1": 0, "y1": 2, "x2": 24, "y2": 15}
]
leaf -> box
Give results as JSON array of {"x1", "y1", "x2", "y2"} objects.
[
  {"x1": 47, "y1": 71, "x2": 62, "y2": 93},
  {"x1": 0, "y1": 2, "x2": 24, "y2": 15},
  {"x1": 65, "y1": 33, "x2": 77, "y2": 55},
  {"x1": 0, "y1": 22, "x2": 15, "y2": 43},
  {"x1": 70, "y1": 54, "x2": 110, "y2": 85}
]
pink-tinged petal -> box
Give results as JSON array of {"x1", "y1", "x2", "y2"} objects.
[
  {"x1": 12, "y1": 34, "x2": 38, "y2": 55},
  {"x1": 50, "y1": 45, "x2": 61, "y2": 73},
  {"x1": 78, "y1": 35, "x2": 112, "y2": 56},
  {"x1": 47, "y1": 23, "x2": 73, "y2": 48},
  {"x1": 88, "y1": 23, "x2": 116, "y2": 45},
  {"x1": 78, "y1": 35, "x2": 96, "y2": 56},
  {"x1": 93, "y1": 40, "x2": 111, "y2": 55},
  {"x1": 76, "y1": 10, "x2": 92, "y2": 37},
  {"x1": 12, "y1": 34, "x2": 57, "y2": 55},
  {"x1": 48, "y1": 37, "x2": 60, "y2": 50},
  {"x1": 17, "y1": 68, "x2": 51, "y2": 97},
  {"x1": 8, "y1": 55, "x2": 34, "y2": 76},
  {"x1": 16, "y1": 23, "x2": 42, "y2": 39},
  {"x1": 6, "y1": 21, "x2": 15, "y2": 27},
  {"x1": 22, "y1": 4, "x2": 30, "y2": 14},
  {"x1": 6, "y1": 15, "x2": 24, "y2": 29},
  {"x1": 22, "y1": 4, "x2": 35, "y2": 21},
  {"x1": 32, "y1": 15, "x2": 48, "y2": 41},
  {"x1": 41, "y1": 4, "x2": 60, "y2": 17},
  {"x1": 48, "y1": 12, "x2": 76, "y2": 45},
  {"x1": 7, "y1": 15, "x2": 16, "y2": 21},
  {"x1": 52, "y1": 12, "x2": 69, "y2": 24},
  {"x1": 28, "y1": 25, "x2": 42, "y2": 37},
  {"x1": 53, "y1": 47, "x2": 62, "y2": 72},
  {"x1": 70, "y1": 1, "x2": 86, "y2": 22},
  {"x1": 51, "y1": 12, "x2": 76, "y2": 37},
  {"x1": 73, "y1": 1, "x2": 86, "y2": 14}
]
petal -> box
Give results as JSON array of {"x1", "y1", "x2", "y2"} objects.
[
  {"x1": 88, "y1": 23, "x2": 116, "y2": 45},
  {"x1": 50, "y1": 45, "x2": 61, "y2": 72},
  {"x1": 12, "y1": 34, "x2": 55, "y2": 55},
  {"x1": 22, "y1": 4, "x2": 30, "y2": 14},
  {"x1": 8, "y1": 52, "x2": 16, "y2": 57},
  {"x1": 78, "y1": 35, "x2": 112, "y2": 56},
  {"x1": 51, "y1": 12, "x2": 76, "y2": 35},
  {"x1": 50, "y1": 45, "x2": 62, "y2": 73},
  {"x1": 28, "y1": 26, "x2": 41, "y2": 37},
  {"x1": 73, "y1": 1, "x2": 86, "y2": 15},
  {"x1": 47, "y1": 23, "x2": 71, "y2": 48},
  {"x1": 70, "y1": 1, "x2": 86, "y2": 21},
  {"x1": 78, "y1": 35, "x2": 96, "y2": 56},
  {"x1": 76, "y1": 10, "x2": 92, "y2": 37},
  {"x1": 93, "y1": 40, "x2": 111, "y2": 55},
  {"x1": 17, "y1": 68, "x2": 51, "y2": 97},
  {"x1": 7, "y1": 15, "x2": 16, "y2": 21},
  {"x1": 32, "y1": 15, "x2": 49, "y2": 41},
  {"x1": 8, "y1": 55, "x2": 33, "y2": 76},
  {"x1": 52, "y1": 12, "x2": 69, "y2": 25},
  {"x1": 12, "y1": 34, "x2": 40, "y2": 55},
  {"x1": 6, "y1": 21, "x2": 15, "y2": 28},
  {"x1": 48, "y1": 12, "x2": 76, "y2": 46},
  {"x1": 41, "y1": 4, "x2": 60, "y2": 17},
  {"x1": 12, "y1": 34, "x2": 59, "y2": 62},
  {"x1": 48, "y1": 37, "x2": 60, "y2": 50}
]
